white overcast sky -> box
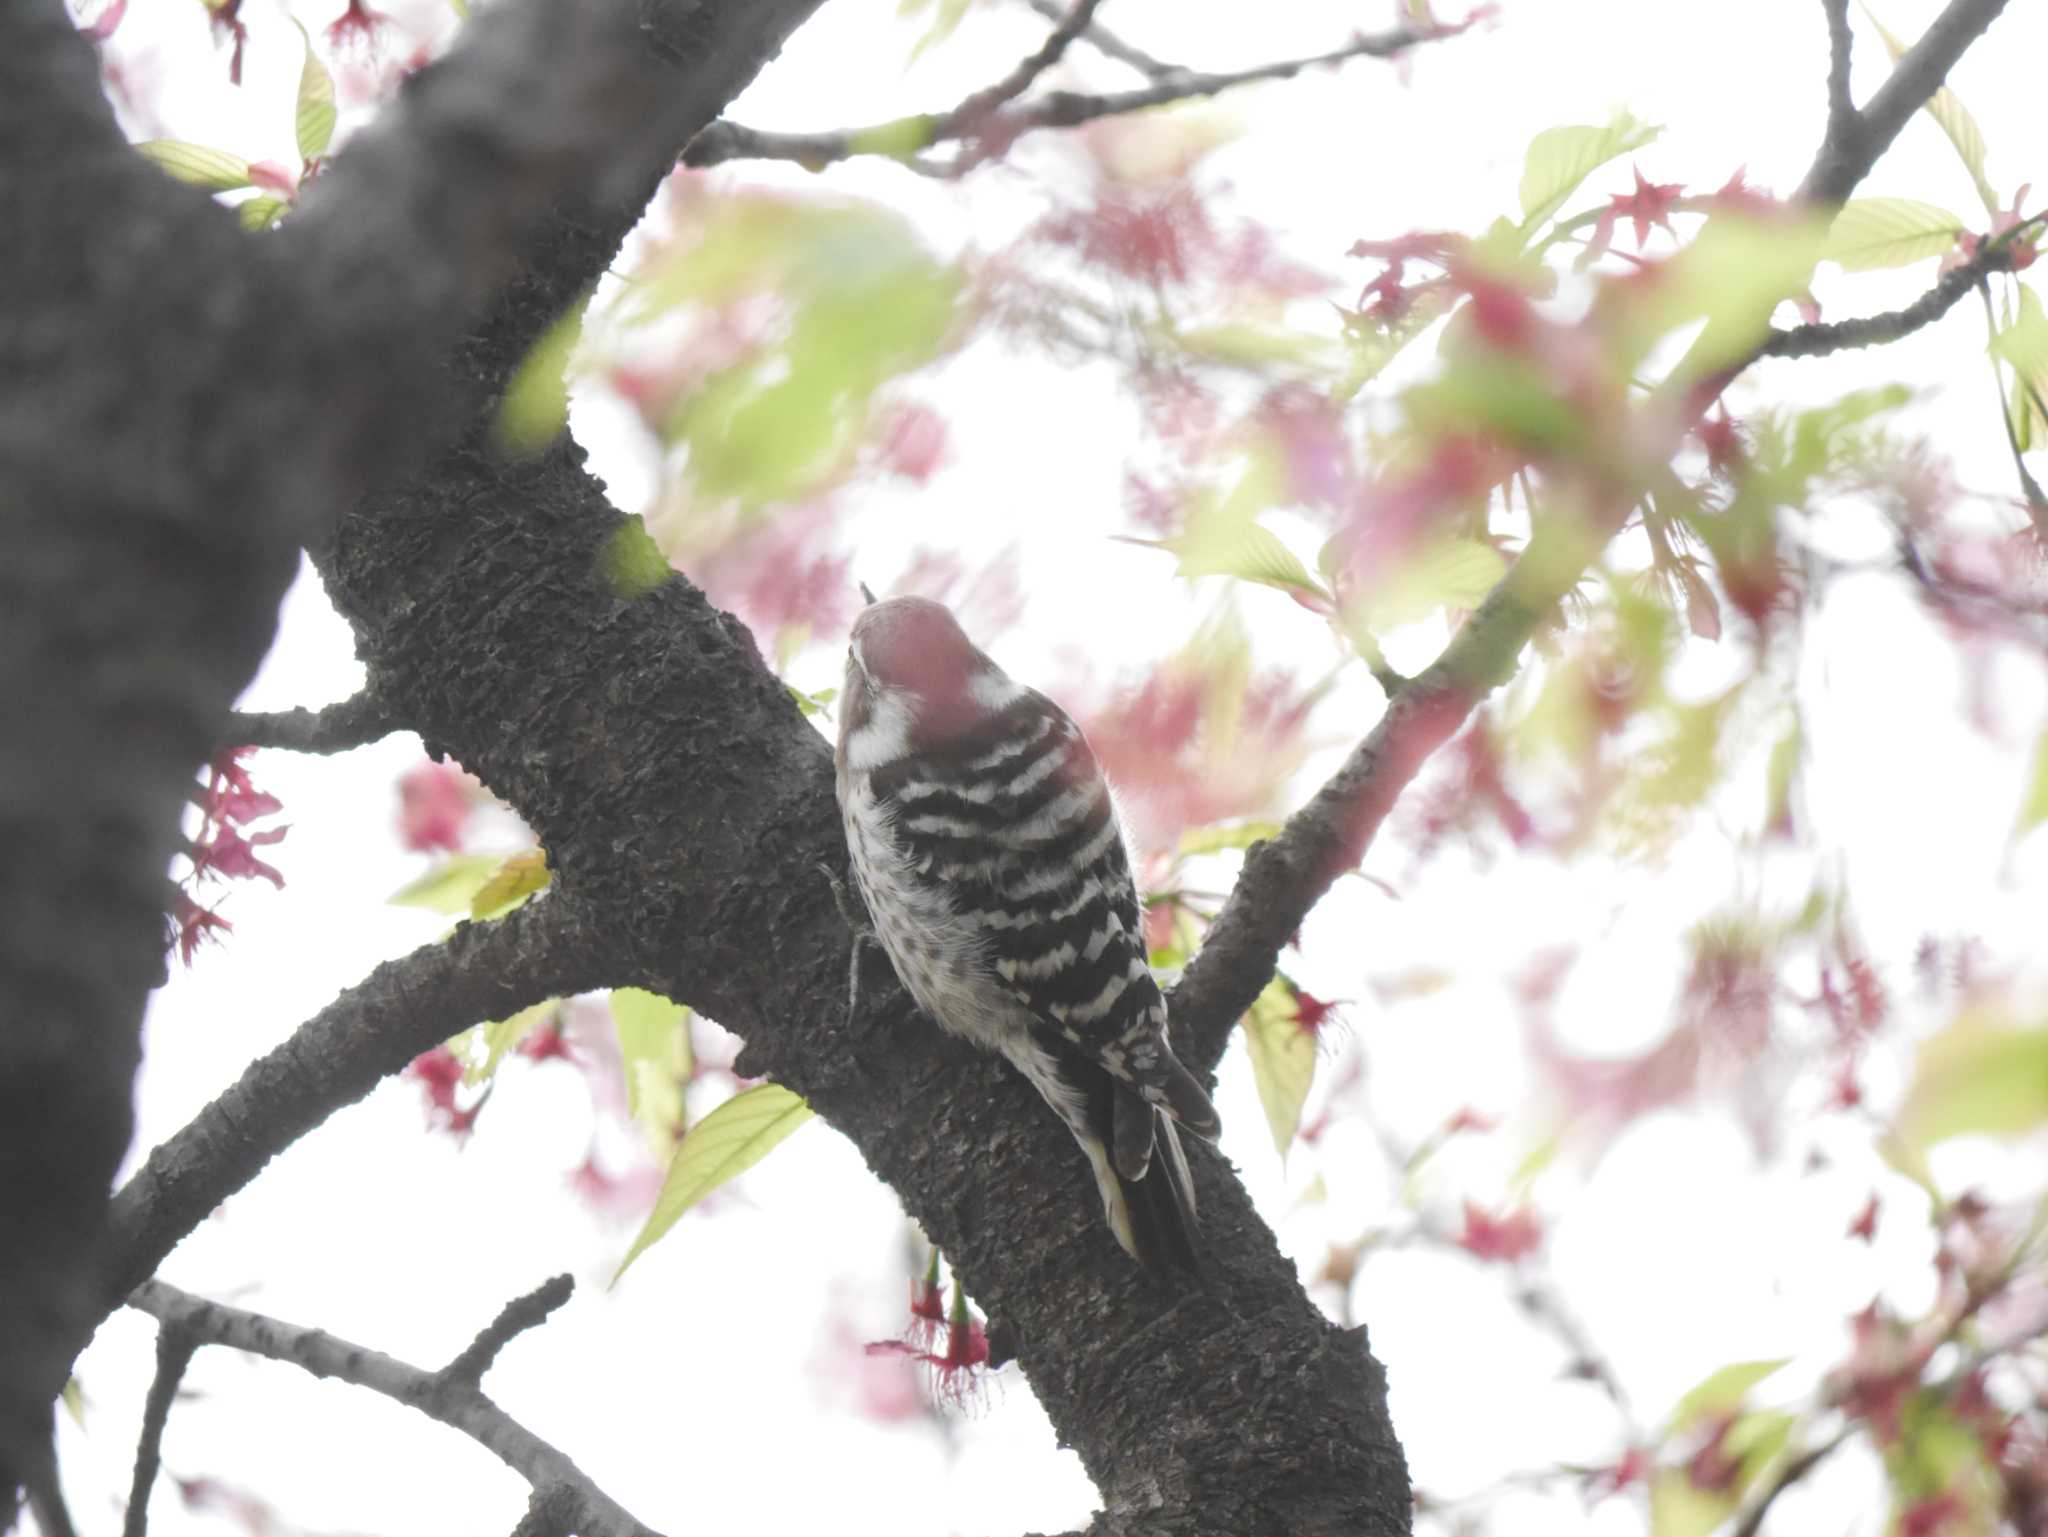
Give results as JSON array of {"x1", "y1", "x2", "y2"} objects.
[{"x1": 58, "y1": 3, "x2": 2048, "y2": 1535}]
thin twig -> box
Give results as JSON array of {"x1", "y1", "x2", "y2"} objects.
[
  {"x1": 127, "y1": 1279, "x2": 662, "y2": 1537},
  {"x1": 442, "y1": 1274, "x2": 575, "y2": 1388},
  {"x1": 1759, "y1": 219, "x2": 2040, "y2": 358},
  {"x1": 227, "y1": 689, "x2": 399, "y2": 754},
  {"x1": 1515, "y1": 1277, "x2": 1638, "y2": 1429},
  {"x1": 950, "y1": 0, "x2": 1107, "y2": 126},
  {"x1": 1015, "y1": 0, "x2": 1182, "y2": 79},
  {"x1": 121, "y1": 1322, "x2": 196, "y2": 1537},
  {"x1": 685, "y1": 19, "x2": 1478, "y2": 175}
]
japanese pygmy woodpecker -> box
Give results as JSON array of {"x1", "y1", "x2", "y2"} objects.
[{"x1": 834, "y1": 595, "x2": 1219, "y2": 1270}]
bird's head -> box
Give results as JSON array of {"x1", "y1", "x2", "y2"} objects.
[{"x1": 840, "y1": 596, "x2": 1018, "y2": 762}]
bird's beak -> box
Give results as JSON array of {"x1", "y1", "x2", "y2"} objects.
[{"x1": 858, "y1": 581, "x2": 877, "y2": 606}]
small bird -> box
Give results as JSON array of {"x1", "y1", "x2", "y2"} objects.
[{"x1": 834, "y1": 594, "x2": 1219, "y2": 1271}]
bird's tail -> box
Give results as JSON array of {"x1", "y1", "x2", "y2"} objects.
[{"x1": 1121, "y1": 1103, "x2": 1207, "y2": 1281}]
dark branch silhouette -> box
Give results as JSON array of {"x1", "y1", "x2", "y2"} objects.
[
  {"x1": 1761, "y1": 222, "x2": 2039, "y2": 359},
  {"x1": 119, "y1": 1323, "x2": 195, "y2": 1537},
  {"x1": 685, "y1": 16, "x2": 1481, "y2": 177},
  {"x1": 442, "y1": 1274, "x2": 577, "y2": 1388},
  {"x1": 1801, "y1": 0, "x2": 2012, "y2": 204},
  {"x1": 127, "y1": 1278, "x2": 659, "y2": 1537},
  {"x1": 1014, "y1": 0, "x2": 1183, "y2": 79}
]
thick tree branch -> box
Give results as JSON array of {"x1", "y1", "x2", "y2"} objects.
[
  {"x1": 686, "y1": 17, "x2": 1478, "y2": 175},
  {"x1": 225, "y1": 690, "x2": 400, "y2": 754},
  {"x1": 119, "y1": 1322, "x2": 195, "y2": 1537},
  {"x1": 104, "y1": 899, "x2": 604, "y2": 1304},
  {"x1": 127, "y1": 1279, "x2": 659, "y2": 1537},
  {"x1": 0, "y1": 0, "x2": 824, "y2": 1499},
  {"x1": 510, "y1": 1485, "x2": 581, "y2": 1537},
  {"x1": 282, "y1": 0, "x2": 828, "y2": 499},
  {"x1": 294, "y1": 426, "x2": 1411, "y2": 1533}
]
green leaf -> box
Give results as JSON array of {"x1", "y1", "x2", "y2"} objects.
[
  {"x1": 1127, "y1": 502, "x2": 1333, "y2": 608},
  {"x1": 2015, "y1": 724, "x2": 2048, "y2": 842},
  {"x1": 1508, "y1": 1127, "x2": 1565, "y2": 1190},
  {"x1": 629, "y1": 201, "x2": 960, "y2": 505},
  {"x1": 1627, "y1": 213, "x2": 1827, "y2": 372},
  {"x1": 135, "y1": 140, "x2": 252, "y2": 191},
  {"x1": 1924, "y1": 88, "x2": 1998, "y2": 217},
  {"x1": 1668, "y1": 1358, "x2": 1791, "y2": 1433},
  {"x1": 611, "y1": 987, "x2": 693, "y2": 1138},
  {"x1": 1725, "y1": 1409, "x2": 1796, "y2": 1479},
  {"x1": 1990, "y1": 284, "x2": 2048, "y2": 453},
  {"x1": 1649, "y1": 1469, "x2": 1728, "y2": 1537},
  {"x1": 788, "y1": 684, "x2": 838, "y2": 718},
  {"x1": 1408, "y1": 351, "x2": 1585, "y2": 453},
  {"x1": 613, "y1": 1082, "x2": 813, "y2": 1279},
  {"x1": 1860, "y1": 5, "x2": 2000, "y2": 216},
  {"x1": 471, "y1": 848, "x2": 550, "y2": 920},
  {"x1": 1241, "y1": 978, "x2": 1316, "y2": 1159},
  {"x1": 1891, "y1": 1006, "x2": 2048, "y2": 1182},
  {"x1": 848, "y1": 117, "x2": 934, "y2": 162},
  {"x1": 1764, "y1": 714, "x2": 1802, "y2": 834},
  {"x1": 391, "y1": 853, "x2": 502, "y2": 914},
  {"x1": 900, "y1": 0, "x2": 972, "y2": 61},
  {"x1": 292, "y1": 20, "x2": 337, "y2": 161},
  {"x1": 1516, "y1": 111, "x2": 1661, "y2": 234},
  {"x1": 1822, "y1": 198, "x2": 1965, "y2": 271},
  {"x1": 1354, "y1": 536, "x2": 1508, "y2": 631},
  {"x1": 599, "y1": 517, "x2": 672, "y2": 600},
  {"x1": 236, "y1": 196, "x2": 288, "y2": 233},
  {"x1": 1648, "y1": 1409, "x2": 1796, "y2": 1537},
  {"x1": 466, "y1": 999, "x2": 559, "y2": 1086},
  {"x1": 1889, "y1": 1394, "x2": 2001, "y2": 1514},
  {"x1": 1176, "y1": 820, "x2": 1284, "y2": 858},
  {"x1": 496, "y1": 291, "x2": 590, "y2": 457}
]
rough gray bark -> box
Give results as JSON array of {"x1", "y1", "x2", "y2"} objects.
[
  {"x1": 0, "y1": 0, "x2": 820, "y2": 1508},
  {"x1": 303, "y1": 423, "x2": 1413, "y2": 1535}
]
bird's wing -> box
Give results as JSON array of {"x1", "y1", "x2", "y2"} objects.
[{"x1": 872, "y1": 689, "x2": 1218, "y2": 1139}]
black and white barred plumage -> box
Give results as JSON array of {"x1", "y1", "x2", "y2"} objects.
[{"x1": 835, "y1": 595, "x2": 1219, "y2": 1270}]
